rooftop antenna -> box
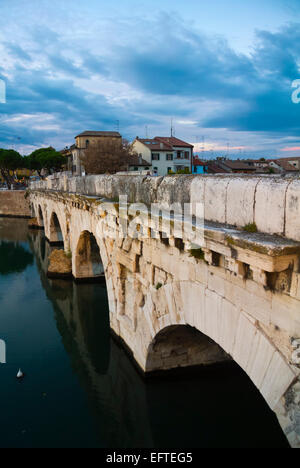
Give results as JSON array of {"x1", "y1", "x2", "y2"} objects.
[
  {"x1": 202, "y1": 136, "x2": 205, "y2": 155},
  {"x1": 115, "y1": 120, "x2": 120, "y2": 132},
  {"x1": 171, "y1": 118, "x2": 174, "y2": 137}
]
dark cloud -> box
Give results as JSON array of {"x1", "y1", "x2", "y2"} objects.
[
  {"x1": 204, "y1": 23, "x2": 300, "y2": 134},
  {"x1": 0, "y1": 14, "x2": 300, "y2": 153}
]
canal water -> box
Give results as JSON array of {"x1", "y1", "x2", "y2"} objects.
[{"x1": 0, "y1": 219, "x2": 289, "y2": 448}]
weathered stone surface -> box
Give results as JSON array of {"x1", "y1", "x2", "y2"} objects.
[
  {"x1": 47, "y1": 249, "x2": 72, "y2": 278},
  {"x1": 0, "y1": 190, "x2": 31, "y2": 217},
  {"x1": 226, "y1": 177, "x2": 258, "y2": 227},
  {"x1": 286, "y1": 179, "x2": 300, "y2": 242},
  {"x1": 28, "y1": 217, "x2": 41, "y2": 229},
  {"x1": 254, "y1": 179, "x2": 288, "y2": 235}
]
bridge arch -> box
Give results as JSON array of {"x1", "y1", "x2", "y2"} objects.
[
  {"x1": 135, "y1": 280, "x2": 297, "y2": 437},
  {"x1": 49, "y1": 212, "x2": 65, "y2": 246},
  {"x1": 73, "y1": 230, "x2": 105, "y2": 281},
  {"x1": 146, "y1": 324, "x2": 230, "y2": 372}
]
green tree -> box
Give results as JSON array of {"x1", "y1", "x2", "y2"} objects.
[
  {"x1": 26, "y1": 147, "x2": 66, "y2": 176},
  {"x1": 0, "y1": 149, "x2": 23, "y2": 187}
]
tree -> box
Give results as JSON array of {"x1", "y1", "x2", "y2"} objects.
[
  {"x1": 26, "y1": 147, "x2": 66, "y2": 176},
  {"x1": 0, "y1": 149, "x2": 23, "y2": 187},
  {"x1": 79, "y1": 138, "x2": 137, "y2": 174}
]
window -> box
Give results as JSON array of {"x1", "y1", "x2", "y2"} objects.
[
  {"x1": 152, "y1": 153, "x2": 160, "y2": 161},
  {"x1": 86, "y1": 140, "x2": 90, "y2": 148},
  {"x1": 145, "y1": 167, "x2": 149, "y2": 170},
  {"x1": 166, "y1": 154, "x2": 173, "y2": 161},
  {"x1": 134, "y1": 167, "x2": 138, "y2": 171},
  {"x1": 176, "y1": 151, "x2": 182, "y2": 159},
  {"x1": 167, "y1": 167, "x2": 172, "y2": 173},
  {"x1": 184, "y1": 151, "x2": 189, "y2": 159}
]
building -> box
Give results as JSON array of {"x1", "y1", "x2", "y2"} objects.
[
  {"x1": 132, "y1": 136, "x2": 193, "y2": 176},
  {"x1": 64, "y1": 131, "x2": 122, "y2": 175},
  {"x1": 218, "y1": 160, "x2": 257, "y2": 174},
  {"x1": 269, "y1": 159, "x2": 299, "y2": 174},
  {"x1": 192, "y1": 157, "x2": 208, "y2": 174},
  {"x1": 127, "y1": 154, "x2": 152, "y2": 173}
]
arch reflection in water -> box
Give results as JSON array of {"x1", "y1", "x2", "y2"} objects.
[
  {"x1": 28, "y1": 229, "x2": 290, "y2": 448},
  {"x1": 29, "y1": 230, "x2": 153, "y2": 447}
]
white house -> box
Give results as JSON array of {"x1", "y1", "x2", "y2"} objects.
[{"x1": 132, "y1": 136, "x2": 193, "y2": 176}]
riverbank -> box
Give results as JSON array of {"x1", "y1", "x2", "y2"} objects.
[{"x1": 0, "y1": 190, "x2": 31, "y2": 218}]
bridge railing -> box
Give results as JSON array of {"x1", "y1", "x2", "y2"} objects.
[{"x1": 29, "y1": 174, "x2": 300, "y2": 242}]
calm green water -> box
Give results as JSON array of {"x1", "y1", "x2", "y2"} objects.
[{"x1": 0, "y1": 219, "x2": 289, "y2": 448}]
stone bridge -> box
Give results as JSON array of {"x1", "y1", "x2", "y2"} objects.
[{"x1": 29, "y1": 174, "x2": 300, "y2": 447}]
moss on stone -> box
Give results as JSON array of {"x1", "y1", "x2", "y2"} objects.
[
  {"x1": 243, "y1": 222, "x2": 258, "y2": 233},
  {"x1": 189, "y1": 248, "x2": 205, "y2": 260}
]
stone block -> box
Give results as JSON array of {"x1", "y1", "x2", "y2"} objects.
[
  {"x1": 115, "y1": 250, "x2": 138, "y2": 273},
  {"x1": 259, "y1": 351, "x2": 296, "y2": 410},
  {"x1": 204, "y1": 177, "x2": 229, "y2": 224},
  {"x1": 226, "y1": 177, "x2": 258, "y2": 227},
  {"x1": 286, "y1": 179, "x2": 300, "y2": 242},
  {"x1": 254, "y1": 179, "x2": 288, "y2": 235}
]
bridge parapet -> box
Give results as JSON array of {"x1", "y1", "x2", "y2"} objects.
[{"x1": 30, "y1": 174, "x2": 300, "y2": 241}]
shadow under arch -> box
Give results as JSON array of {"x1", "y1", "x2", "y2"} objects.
[
  {"x1": 146, "y1": 324, "x2": 231, "y2": 374},
  {"x1": 49, "y1": 212, "x2": 64, "y2": 246},
  {"x1": 144, "y1": 323, "x2": 291, "y2": 448},
  {"x1": 74, "y1": 230, "x2": 105, "y2": 282},
  {"x1": 38, "y1": 205, "x2": 44, "y2": 228},
  {"x1": 140, "y1": 280, "x2": 297, "y2": 446}
]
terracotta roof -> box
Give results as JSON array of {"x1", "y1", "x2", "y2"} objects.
[
  {"x1": 136, "y1": 136, "x2": 193, "y2": 151},
  {"x1": 75, "y1": 131, "x2": 121, "y2": 138},
  {"x1": 155, "y1": 136, "x2": 193, "y2": 148},
  {"x1": 137, "y1": 138, "x2": 173, "y2": 151},
  {"x1": 207, "y1": 163, "x2": 228, "y2": 174},
  {"x1": 221, "y1": 161, "x2": 257, "y2": 171},
  {"x1": 127, "y1": 155, "x2": 151, "y2": 166},
  {"x1": 270, "y1": 160, "x2": 299, "y2": 171},
  {"x1": 193, "y1": 158, "x2": 207, "y2": 166},
  {"x1": 277, "y1": 156, "x2": 300, "y2": 161}
]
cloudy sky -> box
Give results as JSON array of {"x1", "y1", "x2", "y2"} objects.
[{"x1": 0, "y1": 0, "x2": 300, "y2": 158}]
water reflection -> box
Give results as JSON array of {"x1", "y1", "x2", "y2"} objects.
[
  {"x1": 28, "y1": 230, "x2": 153, "y2": 447},
  {"x1": 27, "y1": 227, "x2": 289, "y2": 448},
  {"x1": 0, "y1": 241, "x2": 33, "y2": 275}
]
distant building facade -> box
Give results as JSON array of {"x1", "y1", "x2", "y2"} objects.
[
  {"x1": 132, "y1": 136, "x2": 193, "y2": 176},
  {"x1": 64, "y1": 131, "x2": 122, "y2": 176}
]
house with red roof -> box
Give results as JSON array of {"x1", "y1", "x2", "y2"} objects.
[{"x1": 132, "y1": 136, "x2": 194, "y2": 176}]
